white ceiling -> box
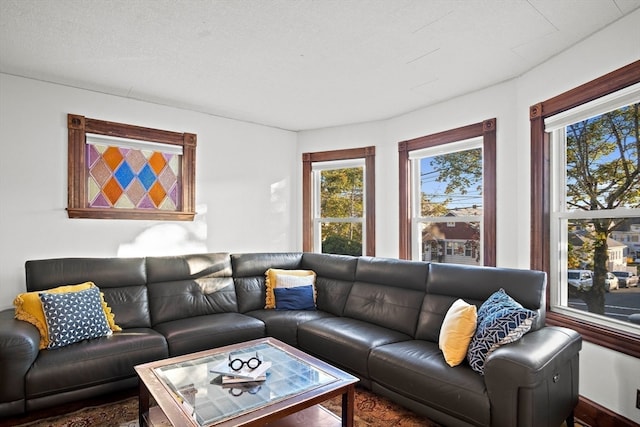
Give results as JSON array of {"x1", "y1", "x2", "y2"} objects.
[{"x1": 1, "y1": 0, "x2": 639, "y2": 131}]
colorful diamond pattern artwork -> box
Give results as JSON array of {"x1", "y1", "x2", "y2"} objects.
[{"x1": 87, "y1": 143, "x2": 180, "y2": 210}]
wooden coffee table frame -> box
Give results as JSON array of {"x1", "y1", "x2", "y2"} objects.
[{"x1": 135, "y1": 337, "x2": 358, "y2": 427}]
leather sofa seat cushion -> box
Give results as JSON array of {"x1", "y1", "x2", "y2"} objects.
[
  {"x1": 297, "y1": 317, "x2": 411, "y2": 379},
  {"x1": 153, "y1": 313, "x2": 265, "y2": 357},
  {"x1": 369, "y1": 340, "x2": 490, "y2": 426},
  {"x1": 246, "y1": 309, "x2": 334, "y2": 346},
  {"x1": 25, "y1": 328, "x2": 167, "y2": 400}
]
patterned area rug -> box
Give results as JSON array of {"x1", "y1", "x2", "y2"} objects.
[
  {"x1": 13, "y1": 388, "x2": 439, "y2": 427},
  {"x1": 13, "y1": 397, "x2": 139, "y2": 427},
  {"x1": 324, "y1": 388, "x2": 440, "y2": 426}
]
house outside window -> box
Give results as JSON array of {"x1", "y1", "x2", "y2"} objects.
[
  {"x1": 398, "y1": 120, "x2": 496, "y2": 266},
  {"x1": 302, "y1": 147, "x2": 375, "y2": 256},
  {"x1": 530, "y1": 60, "x2": 640, "y2": 357}
]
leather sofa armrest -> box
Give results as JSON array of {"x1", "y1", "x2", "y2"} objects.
[
  {"x1": 483, "y1": 326, "x2": 582, "y2": 427},
  {"x1": 0, "y1": 308, "x2": 40, "y2": 410}
]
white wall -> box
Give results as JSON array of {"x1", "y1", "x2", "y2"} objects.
[
  {"x1": 0, "y1": 74, "x2": 298, "y2": 309},
  {"x1": 298, "y1": 79, "x2": 520, "y2": 264},
  {"x1": 297, "y1": 9, "x2": 640, "y2": 423}
]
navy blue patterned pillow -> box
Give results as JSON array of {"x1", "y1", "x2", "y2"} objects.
[
  {"x1": 467, "y1": 289, "x2": 537, "y2": 375},
  {"x1": 40, "y1": 286, "x2": 112, "y2": 349}
]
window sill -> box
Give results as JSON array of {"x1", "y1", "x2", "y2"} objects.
[
  {"x1": 67, "y1": 208, "x2": 195, "y2": 221},
  {"x1": 546, "y1": 311, "x2": 640, "y2": 358}
]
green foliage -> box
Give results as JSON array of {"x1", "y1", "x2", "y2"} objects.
[
  {"x1": 322, "y1": 234, "x2": 362, "y2": 257},
  {"x1": 566, "y1": 103, "x2": 640, "y2": 211},
  {"x1": 419, "y1": 148, "x2": 482, "y2": 217},
  {"x1": 431, "y1": 149, "x2": 482, "y2": 196},
  {"x1": 321, "y1": 168, "x2": 363, "y2": 218},
  {"x1": 567, "y1": 242, "x2": 580, "y2": 269},
  {"x1": 421, "y1": 193, "x2": 449, "y2": 217},
  {"x1": 320, "y1": 167, "x2": 363, "y2": 255}
]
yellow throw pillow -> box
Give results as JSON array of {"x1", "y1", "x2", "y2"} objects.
[
  {"x1": 14, "y1": 282, "x2": 121, "y2": 349},
  {"x1": 264, "y1": 269, "x2": 316, "y2": 309},
  {"x1": 439, "y1": 298, "x2": 478, "y2": 367}
]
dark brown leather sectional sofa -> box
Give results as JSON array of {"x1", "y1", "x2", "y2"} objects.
[{"x1": 0, "y1": 252, "x2": 581, "y2": 426}]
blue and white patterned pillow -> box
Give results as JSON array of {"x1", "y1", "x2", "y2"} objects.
[
  {"x1": 467, "y1": 289, "x2": 537, "y2": 375},
  {"x1": 40, "y1": 286, "x2": 112, "y2": 349}
]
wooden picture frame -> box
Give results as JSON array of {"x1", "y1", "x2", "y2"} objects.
[{"x1": 67, "y1": 114, "x2": 196, "y2": 221}]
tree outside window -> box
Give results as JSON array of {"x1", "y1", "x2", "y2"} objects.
[
  {"x1": 319, "y1": 166, "x2": 364, "y2": 256},
  {"x1": 552, "y1": 101, "x2": 640, "y2": 319},
  {"x1": 302, "y1": 147, "x2": 375, "y2": 257}
]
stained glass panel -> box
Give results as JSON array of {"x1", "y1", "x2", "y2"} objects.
[{"x1": 87, "y1": 143, "x2": 180, "y2": 211}]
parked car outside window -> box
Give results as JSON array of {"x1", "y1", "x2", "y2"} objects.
[
  {"x1": 567, "y1": 270, "x2": 593, "y2": 291},
  {"x1": 612, "y1": 271, "x2": 639, "y2": 288},
  {"x1": 605, "y1": 272, "x2": 619, "y2": 292}
]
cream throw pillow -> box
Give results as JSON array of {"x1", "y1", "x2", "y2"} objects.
[
  {"x1": 264, "y1": 269, "x2": 316, "y2": 309},
  {"x1": 439, "y1": 298, "x2": 478, "y2": 367}
]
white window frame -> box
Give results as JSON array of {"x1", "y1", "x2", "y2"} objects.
[
  {"x1": 311, "y1": 158, "x2": 367, "y2": 255},
  {"x1": 546, "y1": 83, "x2": 640, "y2": 335},
  {"x1": 409, "y1": 137, "x2": 484, "y2": 263}
]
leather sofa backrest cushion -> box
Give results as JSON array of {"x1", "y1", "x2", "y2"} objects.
[
  {"x1": 342, "y1": 256, "x2": 428, "y2": 336},
  {"x1": 355, "y1": 256, "x2": 429, "y2": 291},
  {"x1": 25, "y1": 257, "x2": 150, "y2": 328},
  {"x1": 146, "y1": 253, "x2": 233, "y2": 283},
  {"x1": 343, "y1": 282, "x2": 424, "y2": 336},
  {"x1": 25, "y1": 257, "x2": 146, "y2": 290},
  {"x1": 146, "y1": 253, "x2": 237, "y2": 324},
  {"x1": 231, "y1": 253, "x2": 303, "y2": 277},
  {"x1": 234, "y1": 277, "x2": 266, "y2": 313},
  {"x1": 231, "y1": 253, "x2": 303, "y2": 313},
  {"x1": 415, "y1": 293, "x2": 484, "y2": 342},
  {"x1": 313, "y1": 277, "x2": 353, "y2": 316},
  {"x1": 301, "y1": 253, "x2": 358, "y2": 282},
  {"x1": 301, "y1": 253, "x2": 358, "y2": 316},
  {"x1": 147, "y1": 278, "x2": 238, "y2": 325},
  {"x1": 101, "y1": 285, "x2": 150, "y2": 328},
  {"x1": 421, "y1": 263, "x2": 547, "y2": 337}
]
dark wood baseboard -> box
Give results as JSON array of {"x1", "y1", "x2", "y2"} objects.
[{"x1": 575, "y1": 395, "x2": 637, "y2": 427}]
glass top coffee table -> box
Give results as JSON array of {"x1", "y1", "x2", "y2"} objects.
[{"x1": 135, "y1": 337, "x2": 359, "y2": 427}]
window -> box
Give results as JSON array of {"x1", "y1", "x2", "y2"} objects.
[
  {"x1": 530, "y1": 60, "x2": 640, "y2": 357},
  {"x1": 398, "y1": 120, "x2": 496, "y2": 266},
  {"x1": 302, "y1": 147, "x2": 375, "y2": 256},
  {"x1": 67, "y1": 114, "x2": 196, "y2": 221}
]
